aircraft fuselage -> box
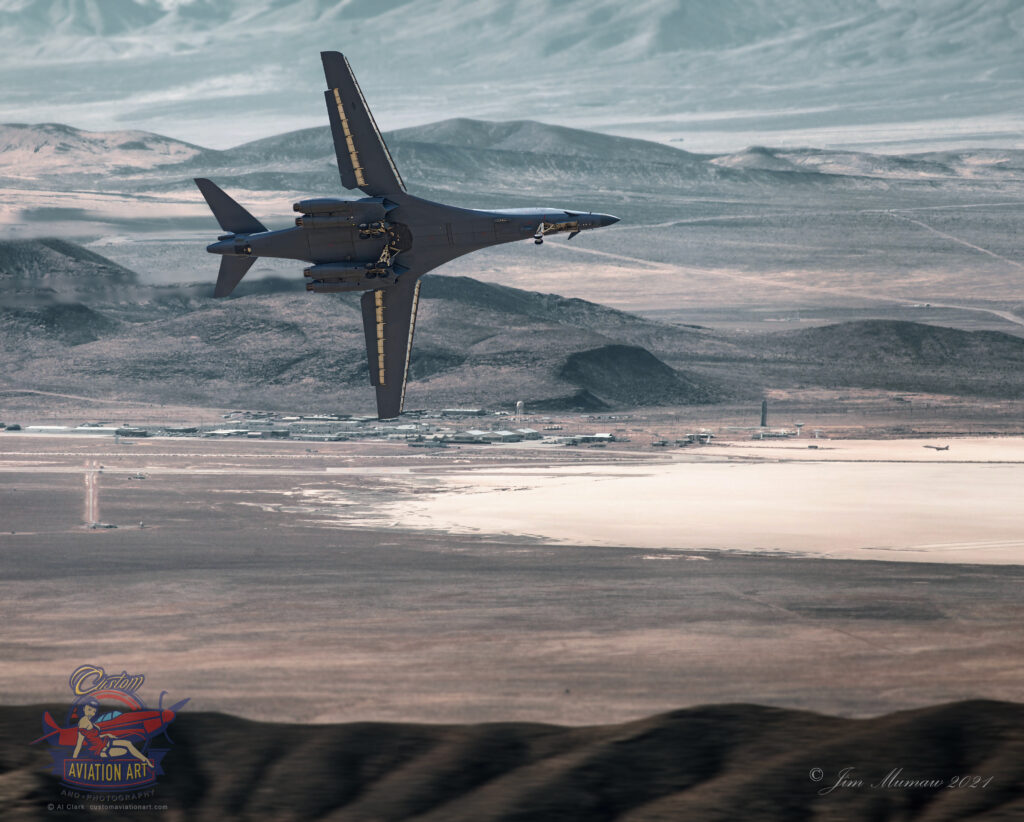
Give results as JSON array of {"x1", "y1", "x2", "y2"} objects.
[
  {"x1": 195, "y1": 51, "x2": 618, "y2": 419},
  {"x1": 207, "y1": 194, "x2": 617, "y2": 294}
]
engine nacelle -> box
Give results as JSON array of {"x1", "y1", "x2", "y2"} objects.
[
  {"x1": 304, "y1": 262, "x2": 367, "y2": 279},
  {"x1": 293, "y1": 198, "x2": 390, "y2": 229},
  {"x1": 292, "y1": 198, "x2": 360, "y2": 214},
  {"x1": 303, "y1": 262, "x2": 394, "y2": 280},
  {"x1": 306, "y1": 271, "x2": 398, "y2": 293},
  {"x1": 295, "y1": 214, "x2": 360, "y2": 229}
]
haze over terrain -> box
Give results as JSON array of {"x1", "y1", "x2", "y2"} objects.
[
  {"x1": 0, "y1": 0, "x2": 1021, "y2": 153},
  {"x1": 1, "y1": 116, "x2": 1022, "y2": 338},
  {"x1": 5, "y1": 238, "x2": 1024, "y2": 417},
  {"x1": 1, "y1": 2, "x2": 1022, "y2": 334}
]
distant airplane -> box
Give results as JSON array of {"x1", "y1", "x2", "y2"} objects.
[
  {"x1": 923, "y1": 445, "x2": 950, "y2": 451},
  {"x1": 195, "y1": 51, "x2": 619, "y2": 420}
]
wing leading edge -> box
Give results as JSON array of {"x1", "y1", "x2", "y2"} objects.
[
  {"x1": 360, "y1": 276, "x2": 422, "y2": 419},
  {"x1": 321, "y1": 51, "x2": 406, "y2": 197}
]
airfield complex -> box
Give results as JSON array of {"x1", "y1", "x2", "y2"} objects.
[
  {"x1": 3, "y1": 411, "x2": 609, "y2": 446},
  {"x1": 6, "y1": 389, "x2": 1024, "y2": 446},
  {"x1": 0, "y1": 405, "x2": 996, "y2": 447}
]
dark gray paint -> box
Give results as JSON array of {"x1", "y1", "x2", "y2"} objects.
[{"x1": 197, "y1": 51, "x2": 618, "y2": 420}]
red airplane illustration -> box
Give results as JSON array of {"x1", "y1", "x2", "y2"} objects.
[{"x1": 32, "y1": 696, "x2": 188, "y2": 748}]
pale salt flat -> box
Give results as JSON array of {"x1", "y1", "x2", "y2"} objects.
[{"x1": 389, "y1": 438, "x2": 1024, "y2": 565}]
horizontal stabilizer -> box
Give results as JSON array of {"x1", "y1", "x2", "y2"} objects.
[
  {"x1": 215, "y1": 255, "x2": 257, "y2": 298},
  {"x1": 195, "y1": 178, "x2": 267, "y2": 235}
]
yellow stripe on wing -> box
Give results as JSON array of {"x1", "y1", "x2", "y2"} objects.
[
  {"x1": 374, "y1": 289, "x2": 386, "y2": 384},
  {"x1": 332, "y1": 88, "x2": 367, "y2": 188}
]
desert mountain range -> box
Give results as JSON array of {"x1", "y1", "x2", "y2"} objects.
[{"x1": 3, "y1": 239, "x2": 1024, "y2": 414}]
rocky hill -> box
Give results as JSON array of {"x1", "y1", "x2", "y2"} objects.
[
  {"x1": 0, "y1": 238, "x2": 137, "y2": 291},
  {"x1": 5, "y1": 240, "x2": 1024, "y2": 413},
  {"x1": 0, "y1": 118, "x2": 801, "y2": 201},
  {"x1": 0, "y1": 240, "x2": 733, "y2": 413},
  {"x1": 754, "y1": 320, "x2": 1024, "y2": 399},
  {"x1": 1, "y1": 699, "x2": 1022, "y2": 820},
  {"x1": 7, "y1": 118, "x2": 1024, "y2": 199},
  {"x1": 0, "y1": 122, "x2": 205, "y2": 179}
]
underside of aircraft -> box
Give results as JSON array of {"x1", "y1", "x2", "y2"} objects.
[{"x1": 196, "y1": 52, "x2": 618, "y2": 419}]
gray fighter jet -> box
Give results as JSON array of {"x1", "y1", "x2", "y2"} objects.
[{"x1": 196, "y1": 51, "x2": 619, "y2": 420}]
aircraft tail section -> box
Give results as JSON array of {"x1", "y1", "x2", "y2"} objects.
[
  {"x1": 30, "y1": 711, "x2": 61, "y2": 745},
  {"x1": 195, "y1": 178, "x2": 265, "y2": 297},
  {"x1": 194, "y1": 178, "x2": 267, "y2": 235}
]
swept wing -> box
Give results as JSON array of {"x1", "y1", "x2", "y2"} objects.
[
  {"x1": 360, "y1": 276, "x2": 422, "y2": 419},
  {"x1": 321, "y1": 51, "x2": 406, "y2": 197}
]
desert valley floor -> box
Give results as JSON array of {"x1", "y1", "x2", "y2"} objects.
[{"x1": 2, "y1": 431, "x2": 1021, "y2": 726}]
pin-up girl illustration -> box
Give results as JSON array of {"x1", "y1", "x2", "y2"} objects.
[{"x1": 71, "y1": 697, "x2": 154, "y2": 767}]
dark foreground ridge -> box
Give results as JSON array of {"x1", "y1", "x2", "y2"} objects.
[{"x1": 2, "y1": 700, "x2": 1022, "y2": 820}]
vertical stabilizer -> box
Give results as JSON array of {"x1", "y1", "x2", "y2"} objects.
[{"x1": 195, "y1": 178, "x2": 267, "y2": 235}]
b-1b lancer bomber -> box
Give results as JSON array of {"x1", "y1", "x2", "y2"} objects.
[{"x1": 196, "y1": 51, "x2": 619, "y2": 419}]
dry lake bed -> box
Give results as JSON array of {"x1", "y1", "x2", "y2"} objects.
[{"x1": 1, "y1": 433, "x2": 1021, "y2": 725}]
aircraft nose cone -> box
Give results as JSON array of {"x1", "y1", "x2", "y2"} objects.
[{"x1": 598, "y1": 214, "x2": 620, "y2": 227}]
